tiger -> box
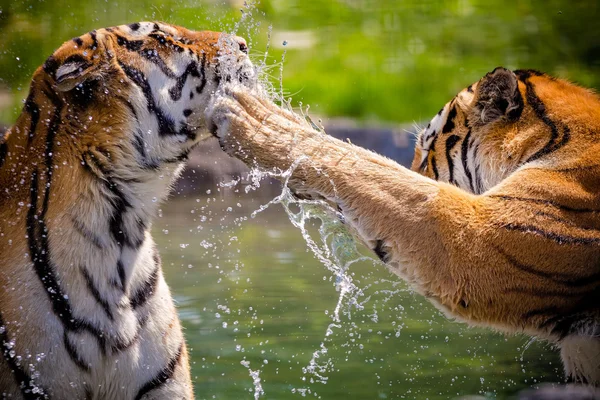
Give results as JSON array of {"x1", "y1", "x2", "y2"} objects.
[
  {"x1": 0, "y1": 22, "x2": 254, "y2": 399},
  {"x1": 206, "y1": 67, "x2": 600, "y2": 390}
]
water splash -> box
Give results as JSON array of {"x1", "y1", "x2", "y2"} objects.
[
  {"x1": 215, "y1": 4, "x2": 377, "y2": 396},
  {"x1": 248, "y1": 157, "x2": 377, "y2": 394},
  {"x1": 241, "y1": 359, "x2": 265, "y2": 400}
]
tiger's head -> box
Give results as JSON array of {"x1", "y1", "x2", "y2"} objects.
[
  {"x1": 19, "y1": 21, "x2": 254, "y2": 176},
  {"x1": 411, "y1": 67, "x2": 597, "y2": 194}
]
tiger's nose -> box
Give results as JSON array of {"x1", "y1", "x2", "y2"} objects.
[{"x1": 234, "y1": 36, "x2": 248, "y2": 54}]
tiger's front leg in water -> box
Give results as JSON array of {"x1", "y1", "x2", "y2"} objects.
[{"x1": 207, "y1": 68, "x2": 600, "y2": 390}]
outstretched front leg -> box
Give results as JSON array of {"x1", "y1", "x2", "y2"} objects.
[
  {"x1": 207, "y1": 86, "x2": 512, "y2": 326},
  {"x1": 207, "y1": 84, "x2": 600, "y2": 385}
]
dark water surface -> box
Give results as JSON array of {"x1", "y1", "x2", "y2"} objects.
[{"x1": 155, "y1": 193, "x2": 562, "y2": 400}]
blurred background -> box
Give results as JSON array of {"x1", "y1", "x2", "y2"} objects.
[{"x1": 1, "y1": 0, "x2": 598, "y2": 398}]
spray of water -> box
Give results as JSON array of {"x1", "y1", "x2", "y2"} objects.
[
  {"x1": 247, "y1": 156, "x2": 380, "y2": 395},
  {"x1": 215, "y1": 2, "x2": 381, "y2": 396}
]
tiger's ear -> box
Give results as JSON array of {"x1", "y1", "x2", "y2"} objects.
[
  {"x1": 473, "y1": 67, "x2": 523, "y2": 125},
  {"x1": 54, "y1": 54, "x2": 99, "y2": 92}
]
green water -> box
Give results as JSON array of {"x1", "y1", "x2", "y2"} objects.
[{"x1": 155, "y1": 192, "x2": 562, "y2": 400}]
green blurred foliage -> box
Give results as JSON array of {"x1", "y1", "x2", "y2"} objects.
[{"x1": 0, "y1": 0, "x2": 598, "y2": 123}]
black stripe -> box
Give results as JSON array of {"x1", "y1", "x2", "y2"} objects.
[
  {"x1": 115, "y1": 34, "x2": 144, "y2": 52},
  {"x1": 27, "y1": 170, "x2": 108, "y2": 362},
  {"x1": 503, "y1": 223, "x2": 600, "y2": 246},
  {"x1": 24, "y1": 91, "x2": 40, "y2": 147},
  {"x1": 460, "y1": 127, "x2": 475, "y2": 192},
  {"x1": 134, "y1": 343, "x2": 183, "y2": 400},
  {"x1": 42, "y1": 55, "x2": 59, "y2": 76},
  {"x1": 427, "y1": 135, "x2": 439, "y2": 180},
  {"x1": 62, "y1": 54, "x2": 88, "y2": 67},
  {"x1": 514, "y1": 69, "x2": 544, "y2": 81},
  {"x1": 535, "y1": 291, "x2": 600, "y2": 340},
  {"x1": 73, "y1": 37, "x2": 84, "y2": 47},
  {"x1": 551, "y1": 313, "x2": 599, "y2": 340},
  {"x1": 522, "y1": 305, "x2": 561, "y2": 321},
  {"x1": 0, "y1": 312, "x2": 47, "y2": 399},
  {"x1": 213, "y1": 60, "x2": 222, "y2": 86},
  {"x1": 551, "y1": 164, "x2": 600, "y2": 173},
  {"x1": 445, "y1": 134, "x2": 461, "y2": 184},
  {"x1": 430, "y1": 154, "x2": 439, "y2": 180},
  {"x1": 133, "y1": 129, "x2": 147, "y2": 160},
  {"x1": 111, "y1": 331, "x2": 140, "y2": 353},
  {"x1": 489, "y1": 194, "x2": 600, "y2": 214},
  {"x1": 117, "y1": 260, "x2": 127, "y2": 291},
  {"x1": 81, "y1": 267, "x2": 114, "y2": 320},
  {"x1": 521, "y1": 78, "x2": 571, "y2": 163},
  {"x1": 82, "y1": 153, "x2": 134, "y2": 249},
  {"x1": 196, "y1": 54, "x2": 208, "y2": 94},
  {"x1": 119, "y1": 61, "x2": 182, "y2": 138},
  {"x1": 169, "y1": 61, "x2": 200, "y2": 101},
  {"x1": 148, "y1": 32, "x2": 168, "y2": 45},
  {"x1": 159, "y1": 148, "x2": 192, "y2": 165},
  {"x1": 496, "y1": 246, "x2": 600, "y2": 287},
  {"x1": 0, "y1": 142, "x2": 7, "y2": 169},
  {"x1": 89, "y1": 30, "x2": 98, "y2": 49},
  {"x1": 83, "y1": 154, "x2": 135, "y2": 250},
  {"x1": 441, "y1": 105, "x2": 457, "y2": 134},
  {"x1": 63, "y1": 331, "x2": 91, "y2": 371},
  {"x1": 472, "y1": 142, "x2": 483, "y2": 194},
  {"x1": 129, "y1": 23, "x2": 141, "y2": 31},
  {"x1": 109, "y1": 190, "x2": 130, "y2": 247},
  {"x1": 28, "y1": 170, "x2": 74, "y2": 323},
  {"x1": 147, "y1": 32, "x2": 186, "y2": 53},
  {"x1": 373, "y1": 240, "x2": 390, "y2": 263},
  {"x1": 130, "y1": 262, "x2": 159, "y2": 310},
  {"x1": 139, "y1": 49, "x2": 177, "y2": 79},
  {"x1": 535, "y1": 209, "x2": 600, "y2": 235}
]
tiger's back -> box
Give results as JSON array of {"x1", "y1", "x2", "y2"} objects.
[{"x1": 0, "y1": 22, "x2": 253, "y2": 399}]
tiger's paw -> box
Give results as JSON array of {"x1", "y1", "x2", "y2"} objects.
[{"x1": 206, "y1": 83, "x2": 313, "y2": 155}]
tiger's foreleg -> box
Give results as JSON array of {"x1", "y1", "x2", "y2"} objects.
[{"x1": 208, "y1": 88, "x2": 510, "y2": 325}]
